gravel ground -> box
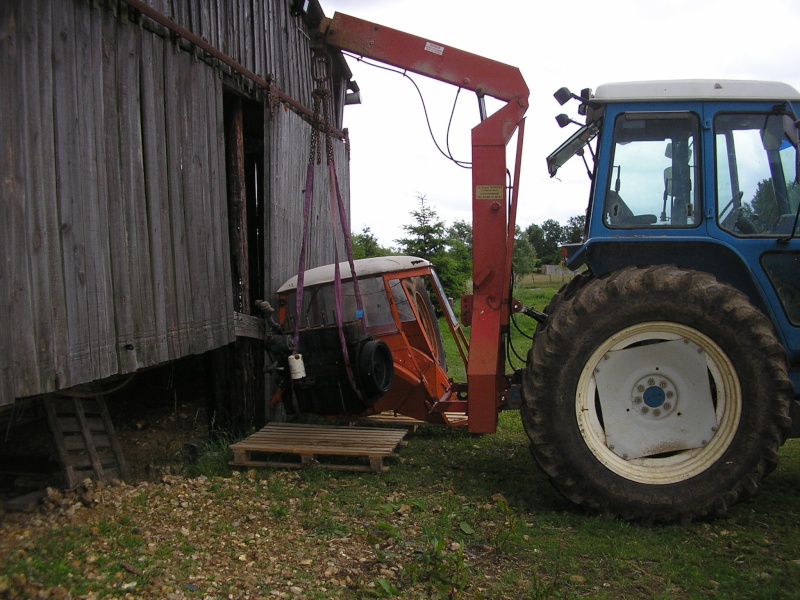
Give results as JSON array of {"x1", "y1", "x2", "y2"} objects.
[{"x1": 0, "y1": 468, "x2": 513, "y2": 599}]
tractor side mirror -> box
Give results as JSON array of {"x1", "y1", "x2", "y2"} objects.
[
  {"x1": 554, "y1": 87, "x2": 573, "y2": 106},
  {"x1": 556, "y1": 114, "x2": 572, "y2": 128}
]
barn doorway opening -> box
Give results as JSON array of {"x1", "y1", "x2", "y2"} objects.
[
  {"x1": 223, "y1": 92, "x2": 265, "y2": 311},
  {"x1": 211, "y1": 92, "x2": 267, "y2": 433}
]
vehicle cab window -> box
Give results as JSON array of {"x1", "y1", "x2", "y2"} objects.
[
  {"x1": 715, "y1": 113, "x2": 800, "y2": 236},
  {"x1": 605, "y1": 112, "x2": 700, "y2": 229}
]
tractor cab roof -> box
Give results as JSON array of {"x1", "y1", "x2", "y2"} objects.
[
  {"x1": 277, "y1": 256, "x2": 431, "y2": 293},
  {"x1": 592, "y1": 79, "x2": 800, "y2": 103},
  {"x1": 548, "y1": 79, "x2": 800, "y2": 178}
]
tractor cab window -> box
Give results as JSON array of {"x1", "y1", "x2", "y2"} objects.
[
  {"x1": 715, "y1": 113, "x2": 800, "y2": 236},
  {"x1": 605, "y1": 112, "x2": 700, "y2": 229},
  {"x1": 287, "y1": 276, "x2": 397, "y2": 333}
]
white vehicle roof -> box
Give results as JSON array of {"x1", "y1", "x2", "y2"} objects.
[
  {"x1": 593, "y1": 80, "x2": 800, "y2": 102},
  {"x1": 277, "y1": 256, "x2": 431, "y2": 293}
]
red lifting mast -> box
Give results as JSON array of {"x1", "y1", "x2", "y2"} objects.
[{"x1": 317, "y1": 13, "x2": 530, "y2": 433}]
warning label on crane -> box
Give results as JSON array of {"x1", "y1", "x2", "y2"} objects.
[
  {"x1": 424, "y1": 41, "x2": 445, "y2": 56},
  {"x1": 475, "y1": 185, "x2": 504, "y2": 200}
]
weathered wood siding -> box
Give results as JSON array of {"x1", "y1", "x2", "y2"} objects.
[
  {"x1": 267, "y1": 109, "x2": 350, "y2": 294},
  {"x1": 0, "y1": 0, "x2": 351, "y2": 406}
]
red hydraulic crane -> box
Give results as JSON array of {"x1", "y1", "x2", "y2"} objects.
[{"x1": 317, "y1": 13, "x2": 530, "y2": 433}]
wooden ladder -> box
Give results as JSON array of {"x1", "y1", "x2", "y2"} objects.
[{"x1": 44, "y1": 396, "x2": 128, "y2": 488}]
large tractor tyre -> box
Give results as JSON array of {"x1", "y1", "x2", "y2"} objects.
[{"x1": 521, "y1": 266, "x2": 793, "y2": 523}]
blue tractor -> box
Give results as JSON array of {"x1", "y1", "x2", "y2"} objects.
[{"x1": 524, "y1": 80, "x2": 800, "y2": 522}]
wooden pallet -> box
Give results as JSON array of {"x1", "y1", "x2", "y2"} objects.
[
  {"x1": 360, "y1": 412, "x2": 469, "y2": 430},
  {"x1": 359, "y1": 412, "x2": 427, "y2": 431},
  {"x1": 230, "y1": 423, "x2": 408, "y2": 472},
  {"x1": 44, "y1": 396, "x2": 128, "y2": 488}
]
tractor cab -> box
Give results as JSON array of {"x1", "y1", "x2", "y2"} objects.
[
  {"x1": 271, "y1": 256, "x2": 467, "y2": 424},
  {"x1": 549, "y1": 80, "x2": 800, "y2": 389}
]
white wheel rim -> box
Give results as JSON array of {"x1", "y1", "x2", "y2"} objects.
[{"x1": 576, "y1": 321, "x2": 742, "y2": 484}]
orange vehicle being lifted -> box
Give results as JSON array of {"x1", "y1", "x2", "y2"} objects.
[{"x1": 275, "y1": 256, "x2": 468, "y2": 426}]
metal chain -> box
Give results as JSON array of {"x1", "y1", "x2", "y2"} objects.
[
  {"x1": 309, "y1": 51, "x2": 333, "y2": 166},
  {"x1": 309, "y1": 89, "x2": 322, "y2": 165}
]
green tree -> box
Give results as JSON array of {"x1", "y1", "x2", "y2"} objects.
[
  {"x1": 447, "y1": 219, "x2": 473, "y2": 254},
  {"x1": 395, "y1": 195, "x2": 447, "y2": 259},
  {"x1": 751, "y1": 178, "x2": 780, "y2": 226},
  {"x1": 351, "y1": 226, "x2": 390, "y2": 259},
  {"x1": 524, "y1": 223, "x2": 545, "y2": 267},
  {"x1": 396, "y1": 195, "x2": 470, "y2": 299},
  {"x1": 443, "y1": 220, "x2": 472, "y2": 297},
  {"x1": 540, "y1": 219, "x2": 565, "y2": 264},
  {"x1": 512, "y1": 225, "x2": 537, "y2": 283},
  {"x1": 564, "y1": 214, "x2": 586, "y2": 244}
]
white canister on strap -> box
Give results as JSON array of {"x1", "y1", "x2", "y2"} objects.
[{"x1": 288, "y1": 354, "x2": 306, "y2": 380}]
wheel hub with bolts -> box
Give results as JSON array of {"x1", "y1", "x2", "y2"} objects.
[
  {"x1": 633, "y1": 374, "x2": 677, "y2": 419},
  {"x1": 591, "y1": 332, "x2": 720, "y2": 463}
]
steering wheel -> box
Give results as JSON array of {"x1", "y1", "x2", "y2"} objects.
[
  {"x1": 720, "y1": 191, "x2": 744, "y2": 231},
  {"x1": 733, "y1": 212, "x2": 758, "y2": 234}
]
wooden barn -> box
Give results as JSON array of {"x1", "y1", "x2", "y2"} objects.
[{"x1": 0, "y1": 0, "x2": 357, "y2": 439}]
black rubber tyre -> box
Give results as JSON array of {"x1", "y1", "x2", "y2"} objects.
[
  {"x1": 521, "y1": 266, "x2": 793, "y2": 522},
  {"x1": 357, "y1": 339, "x2": 394, "y2": 403}
]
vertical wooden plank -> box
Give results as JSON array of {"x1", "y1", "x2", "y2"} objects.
[
  {"x1": 225, "y1": 95, "x2": 250, "y2": 315},
  {"x1": 199, "y1": 59, "x2": 220, "y2": 347},
  {"x1": 95, "y1": 4, "x2": 129, "y2": 379},
  {"x1": 273, "y1": 0, "x2": 287, "y2": 97},
  {"x1": 263, "y1": 0, "x2": 274, "y2": 77},
  {"x1": 252, "y1": 0, "x2": 262, "y2": 79},
  {"x1": 180, "y1": 51, "x2": 209, "y2": 354},
  {"x1": 219, "y1": 0, "x2": 229, "y2": 57},
  {"x1": 111, "y1": 15, "x2": 157, "y2": 371},
  {"x1": 187, "y1": 0, "x2": 200, "y2": 39},
  {"x1": 0, "y1": 0, "x2": 12, "y2": 404},
  {"x1": 140, "y1": 31, "x2": 175, "y2": 363},
  {"x1": 268, "y1": 111, "x2": 306, "y2": 293},
  {"x1": 206, "y1": 64, "x2": 235, "y2": 346},
  {"x1": 36, "y1": 0, "x2": 69, "y2": 393},
  {"x1": 199, "y1": 0, "x2": 211, "y2": 44},
  {"x1": 237, "y1": 0, "x2": 246, "y2": 73},
  {"x1": 266, "y1": 102, "x2": 278, "y2": 298},
  {"x1": 174, "y1": 0, "x2": 189, "y2": 37},
  {"x1": 79, "y1": 0, "x2": 118, "y2": 381},
  {"x1": 0, "y1": 0, "x2": 29, "y2": 404},
  {"x1": 14, "y1": 1, "x2": 46, "y2": 398},
  {"x1": 163, "y1": 42, "x2": 192, "y2": 355},
  {"x1": 52, "y1": 4, "x2": 110, "y2": 386},
  {"x1": 204, "y1": 58, "x2": 235, "y2": 351},
  {"x1": 243, "y1": 0, "x2": 253, "y2": 75}
]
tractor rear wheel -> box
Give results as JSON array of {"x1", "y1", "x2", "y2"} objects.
[{"x1": 521, "y1": 266, "x2": 792, "y2": 522}]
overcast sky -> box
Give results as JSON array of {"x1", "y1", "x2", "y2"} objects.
[{"x1": 321, "y1": 0, "x2": 800, "y2": 246}]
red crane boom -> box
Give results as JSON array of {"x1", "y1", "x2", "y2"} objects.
[{"x1": 318, "y1": 13, "x2": 530, "y2": 432}]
